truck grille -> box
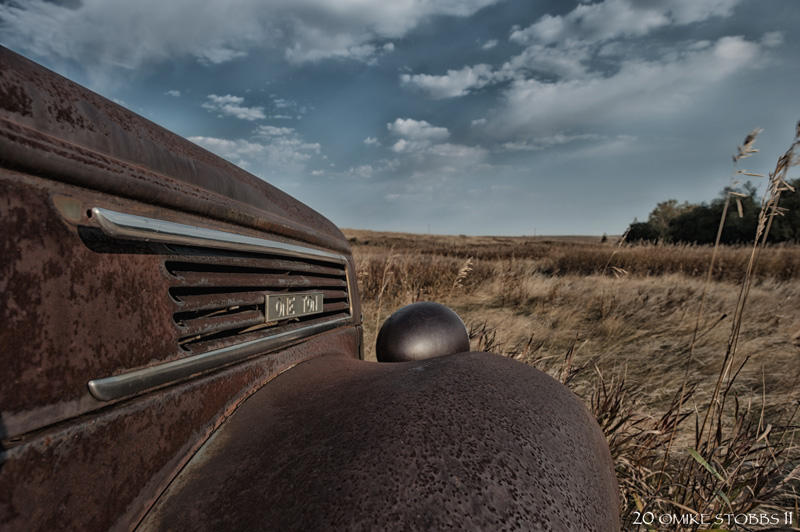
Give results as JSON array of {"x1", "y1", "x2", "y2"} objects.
[
  {"x1": 166, "y1": 249, "x2": 350, "y2": 355},
  {"x1": 83, "y1": 207, "x2": 355, "y2": 402}
]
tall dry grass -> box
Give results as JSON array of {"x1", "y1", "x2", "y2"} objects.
[
  {"x1": 350, "y1": 235, "x2": 800, "y2": 283},
  {"x1": 346, "y1": 123, "x2": 800, "y2": 529},
  {"x1": 351, "y1": 251, "x2": 800, "y2": 527}
]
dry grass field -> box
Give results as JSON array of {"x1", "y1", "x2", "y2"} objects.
[{"x1": 345, "y1": 229, "x2": 800, "y2": 529}]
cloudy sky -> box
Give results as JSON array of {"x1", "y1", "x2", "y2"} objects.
[{"x1": 2, "y1": 0, "x2": 798, "y2": 235}]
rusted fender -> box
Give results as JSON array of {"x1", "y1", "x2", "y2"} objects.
[{"x1": 141, "y1": 353, "x2": 619, "y2": 530}]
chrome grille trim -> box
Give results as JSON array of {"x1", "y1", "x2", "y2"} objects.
[
  {"x1": 91, "y1": 207, "x2": 346, "y2": 264},
  {"x1": 88, "y1": 316, "x2": 350, "y2": 402}
]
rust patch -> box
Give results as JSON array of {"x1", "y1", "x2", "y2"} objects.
[
  {"x1": 0, "y1": 82, "x2": 32, "y2": 117},
  {"x1": 0, "y1": 171, "x2": 359, "y2": 438},
  {"x1": 47, "y1": 102, "x2": 93, "y2": 131},
  {"x1": 0, "y1": 62, "x2": 32, "y2": 117},
  {"x1": 0, "y1": 175, "x2": 176, "y2": 419}
]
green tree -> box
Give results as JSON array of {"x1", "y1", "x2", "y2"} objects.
[
  {"x1": 667, "y1": 182, "x2": 759, "y2": 244},
  {"x1": 667, "y1": 204, "x2": 718, "y2": 243},
  {"x1": 627, "y1": 220, "x2": 660, "y2": 243},
  {"x1": 647, "y1": 199, "x2": 693, "y2": 239},
  {"x1": 627, "y1": 179, "x2": 800, "y2": 245}
]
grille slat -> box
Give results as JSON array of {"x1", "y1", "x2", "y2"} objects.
[
  {"x1": 166, "y1": 259, "x2": 345, "y2": 278},
  {"x1": 172, "y1": 291, "x2": 270, "y2": 312},
  {"x1": 166, "y1": 251, "x2": 350, "y2": 356},
  {"x1": 176, "y1": 309, "x2": 265, "y2": 337},
  {"x1": 170, "y1": 271, "x2": 347, "y2": 289},
  {"x1": 321, "y1": 301, "x2": 350, "y2": 314}
]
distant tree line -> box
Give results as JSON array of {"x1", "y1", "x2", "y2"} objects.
[{"x1": 627, "y1": 178, "x2": 800, "y2": 244}]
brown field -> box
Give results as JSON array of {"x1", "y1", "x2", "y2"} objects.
[{"x1": 345, "y1": 229, "x2": 800, "y2": 529}]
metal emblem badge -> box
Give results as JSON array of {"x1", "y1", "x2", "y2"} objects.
[{"x1": 265, "y1": 292, "x2": 324, "y2": 322}]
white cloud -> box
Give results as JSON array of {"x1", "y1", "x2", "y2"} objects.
[
  {"x1": 0, "y1": 0, "x2": 502, "y2": 73},
  {"x1": 511, "y1": 15, "x2": 564, "y2": 45},
  {"x1": 385, "y1": 117, "x2": 487, "y2": 171},
  {"x1": 387, "y1": 118, "x2": 450, "y2": 141},
  {"x1": 491, "y1": 36, "x2": 762, "y2": 139},
  {"x1": 265, "y1": 95, "x2": 308, "y2": 120},
  {"x1": 500, "y1": 133, "x2": 603, "y2": 151},
  {"x1": 197, "y1": 46, "x2": 248, "y2": 65},
  {"x1": 501, "y1": 42, "x2": 591, "y2": 79},
  {"x1": 356, "y1": 117, "x2": 491, "y2": 192},
  {"x1": 398, "y1": 0, "x2": 744, "y2": 102},
  {"x1": 668, "y1": 0, "x2": 740, "y2": 24},
  {"x1": 285, "y1": 39, "x2": 387, "y2": 65},
  {"x1": 391, "y1": 139, "x2": 416, "y2": 153},
  {"x1": 202, "y1": 94, "x2": 266, "y2": 121},
  {"x1": 364, "y1": 136, "x2": 380, "y2": 146},
  {"x1": 510, "y1": 0, "x2": 741, "y2": 45},
  {"x1": 188, "y1": 124, "x2": 321, "y2": 178},
  {"x1": 0, "y1": 1, "x2": 266, "y2": 72},
  {"x1": 187, "y1": 137, "x2": 266, "y2": 163},
  {"x1": 427, "y1": 143, "x2": 488, "y2": 160},
  {"x1": 165, "y1": 89, "x2": 181, "y2": 97},
  {"x1": 349, "y1": 164, "x2": 374, "y2": 178},
  {"x1": 255, "y1": 125, "x2": 295, "y2": 136},
  {"x1": 400, "y1": 64, "x2": 498, "y2": 99},
  {"x1": 401, "y1": 43, "x2": 592, "y2": 98},
  {"x1": 481, "y1": 39, "x2": 498, "y2": 50},
  {"x1": 471, "y1": 118, "x2": 487, "y2": 126}
]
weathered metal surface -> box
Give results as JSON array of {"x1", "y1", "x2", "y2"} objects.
[
  {"x1": 0, "y1": 173, "x2": 177, "y2": 431},
  {"x1": 0, "y1": 172, "x2": 358, "y2": 430},
  {"x1": 0, "y1": 327, "x2": 360, "y2": 531},
  {"x1": 141, "y1": 353, "x2": 620, "y2": 530},
  {"x1": 0, "y1": 46, "x2": 348, "y2": 254},
  {"x1": 377, "y1": 301, "x2": 471, "y2": 362}
]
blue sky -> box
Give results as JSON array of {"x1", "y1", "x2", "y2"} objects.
[{"x1": 2, "y1": 0, "x2": 798, "y2": 235}]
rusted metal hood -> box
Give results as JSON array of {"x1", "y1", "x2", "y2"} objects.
[
  {"x1": 0, "y1": 46, "x2": 348, "y2": 254},
  {"x1": 141, "y1": 353, "x2": 620, "y2": 530}
]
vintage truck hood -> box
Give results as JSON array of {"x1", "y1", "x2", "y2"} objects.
[
  {"x1": 0, "y1": 46, "x2": 348, "y2": 255},
  {"x1": 140, "y1": 353, "x2": 620, "y2": 530}
]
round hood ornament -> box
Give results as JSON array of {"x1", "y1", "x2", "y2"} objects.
[{"x1": 376, "y1": 302, "x2": 470, "y2": 362}]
